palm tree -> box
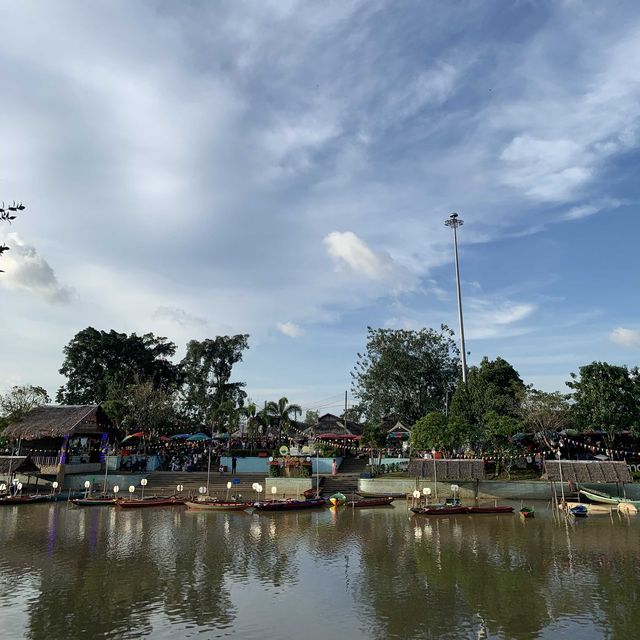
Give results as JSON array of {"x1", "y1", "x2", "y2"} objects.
[{"x1": 265, "y1": 397, "x2": 302, "y2": 446}]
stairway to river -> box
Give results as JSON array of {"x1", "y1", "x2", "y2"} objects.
[{"x1": 142, "y1": 471, "x2": 266, "y2": 498}]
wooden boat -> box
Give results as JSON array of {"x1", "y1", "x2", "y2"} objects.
[
  {"x1": 117, "y1": 497, "x2": 185, "y2": 509},
  {"x1": 329, "y1": 492, "x2": 346, "y2": 506},
  {"x1": 410, "y1": 505, "x2": 467, "y2": 516},
  {"x1": 345, "y1": 496, "x2": 395, "y2": 508},
  {"x1": 185, "y1": 499, "x2": 252, "y2": 511},
  {"x1": 0, "y1": 494, "x2": 51, "y2": 506},
  {"x1": 579, "y1": 488, "x2": 640, "y2": 508},
  {"x1": 253, "y1": 497, "x2": 327, "y2": 511},
  {"x1": 519, "y1": 506, "x2": 535, "y2": 518},
  {"x1": 71, "y1": 497, "x2": 117, "y2": 507},
  {"x1": 564, "y1": 501, "x2": 611, "y2": 515},
  {"x1": 466, "y1": 505, "x2": 514, "y2": 515}
]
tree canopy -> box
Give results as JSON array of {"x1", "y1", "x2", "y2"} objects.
[
  {"x1": 178, "y1": 335, "x2": 250, "y2": 430},
  {"x1": 56, "y1": 327, "x2": 180, "y2": 404},
  {"x1": 567, "y1": 361, "x2": 640, "y2": 448},
  {"x1": 410, "y1": 412, "x2": 468, "y2": 453},
  {"x1": 351, "y1": 326, "x2": 460, "y2": 426}
]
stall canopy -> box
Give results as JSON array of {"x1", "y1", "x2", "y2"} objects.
[{"x1": 0, "y1": 455, "x2": 41, "y2": 476}]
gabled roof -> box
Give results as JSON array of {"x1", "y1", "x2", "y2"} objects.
[
  {"x1": 2, "y1": 405, "x2": 112, "y2": 440},
  {"x1": 316, "y1": 413, "x2": 364, "y2": 436},
  {"x1": 0, "y1": 455, "x2": 41, "y2": 475}
]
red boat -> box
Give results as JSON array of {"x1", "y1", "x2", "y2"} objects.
[
  {"x1": 466, "y1": 505, "x2": 514, "y2": 515},
  {"x1": 0, "y1": 494, "x2": 50, "y2": 506},
  {"x1": 345, "y1": 497, "x2": 395, "y2": 508},
  {"x1": 117, "y1": 497, "x2": 185, "y2": 509},
  {"x1": 411, "y1": 505, "x2": 467, "y2": 516},
  {"x1": 253, "y1": 497, "x2": 327, "y2": 511}
]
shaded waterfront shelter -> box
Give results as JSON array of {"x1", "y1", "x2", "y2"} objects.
[
  {"x1": 545, "y1": 460, "x2": 632, "y2": 484},
  {"x1": 408, "y1": 458, "x2": 485, "y2": 480},
  {"x1": 2, "y1": 405, "x2": 115, "y2": 470},
  {"x1": 0, "y1": 455, "x2": 41, "y2": 483}
]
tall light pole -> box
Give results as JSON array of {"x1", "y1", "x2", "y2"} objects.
[{"x1": 444, "y1": 212, "x2": 467, "y2": 383}]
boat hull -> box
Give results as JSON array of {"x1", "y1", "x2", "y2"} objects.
[
  {"x1": 579, "y1": 489, "x2": 640, "y2": 508},
  {"x1": 345, "y1": 497, "x2": 395, "y2": 508},
  {"x1": 185, "y1": 500, "x2": 251, "y2": 511},
  {"x1": 254, "y1": 498, "x2": 326, "y2": 511},
  {"x1": 71, "y1": 498, "x2": 117, "y2": 507},
  {"x1": 466, "y1": 506, "x2": 514, "y2": 515},
  {"x1": 117, "y1": 497, "x2": 184, "y2": 508},
  {"x1": 411, "y1": 506, "x2": 467, "y2": 516}
]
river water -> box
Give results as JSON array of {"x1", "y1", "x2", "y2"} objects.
[{"x1": 0, "y1": 501, "x2": 638, "y2": 639}]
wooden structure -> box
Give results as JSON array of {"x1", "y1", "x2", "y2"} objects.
[
  {"x1": 545, "y1": 460, "x2": 632, "y2": 484},
  {"x1": 408, "y1": 458, "x2": 485, "y2": 481},
  {"x1": 0, "y1": 455, "x2": 41, "y2": 483}
]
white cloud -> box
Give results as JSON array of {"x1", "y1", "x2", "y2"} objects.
[
  {"x1": 0, "y1": 232, "x2": 73, "y2": 304},
  {"x1": 465, "y1": 299, "x2": 536, "y2": 339},
  {"x1": 323, "y1": 231, "x2": 395, "y2": 279},
  {"x1": 276, "y1": 321, "x2": 305, "y2": 338},
  {"x1": 154, "y1": 306, "x2": 209, "y2": 329},
  {"x1": 609, "y1": 327, "x2": 640, "y2": 348}
]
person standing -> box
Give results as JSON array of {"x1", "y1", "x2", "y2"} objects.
[
  {"x1": 232, "y1": 456, "x2": 238, "y2": 474},
  {"x1": 331, "y1": 458, "x2": 337, "y2": 475}
]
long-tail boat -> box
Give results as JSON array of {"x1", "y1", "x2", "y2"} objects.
[
  {"x1": 410, "y1": 505, "x2": 467, "y2": 516},
  {"x1": 71, "y1": 497, "x2": 117, "y2": 507},
  {"x1": 345, "y1": 496, "x2": 394, "y2": 508},
  {"x1": 117, "y1": 497, "x2": 185, "y2": 509},
  {"x1": 253, "y1": 497, "x2": 326, "y2": 511},
  {"x1": 0, "y1": 494, "x2": 50, "y2": 506},
  {"x1": 185, "y1": 499, "x2": 252, "y2": 511},
  {"x1": 579, "y1": 488, "x2": 640, "y2": 508},
  {"x1": 466, "y1": 505, "x2": 514, "y2": 515}
]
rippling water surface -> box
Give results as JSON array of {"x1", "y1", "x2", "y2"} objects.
[{"x1": 0, "y1": 501, "x2": 639, "y2": 639}]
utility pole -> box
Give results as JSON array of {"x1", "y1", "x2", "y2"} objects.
[{"x1": 444, "y1": 212, "x2": 468, "y2": 383}]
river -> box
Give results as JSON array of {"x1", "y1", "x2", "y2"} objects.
[{"x1": 0, "y1": 501, "x2": 638, "y2": 639}]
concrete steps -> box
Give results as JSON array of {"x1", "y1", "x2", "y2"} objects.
[{"x1": 142, "y1": 471, "x2": 267, "y2": 496}]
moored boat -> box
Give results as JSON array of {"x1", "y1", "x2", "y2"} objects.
[
  {"x1": 466, "y1": 505, "x2": 514, "y2": 515},
  {"x1": 569, "y1": 504, "x2": 588, "y2": 518},
  {"x1": 345, "y1": 496, "x2": 395, "y2": 508},
  {"x1": 253, "y1": 497, "x2": 326, "y2": 511},
  {"x1": 579, "y1": 488, "x2": 640, "y2": 508},
  {"x1": 117, "y1": 497, "x2": 185, "y2": 508},
  {"x1": 410, "y1": 505, "x2": 467, "y2": 516},
  {"x1": 71, "y1": 497, "x2": 117, "y2": 507},
  {"x1": 0, "y1": 494, "x2": 51, "y2": 506},
  {"x1": 185, "y1": 499, "x2": 252, "y2": 511},
  {"x1": 519, "y1": 506, "x2": 535, "y2": 518}
]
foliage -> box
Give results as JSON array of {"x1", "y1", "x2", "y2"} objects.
[
  {"x1": 520, "y1": 388, "x2": 572, "y2": 450},
  {"x1": 0, "y1": 384, "x2": 50, "y2": 421},
  {"x1": 56, "y1": 327, "x2": 179, "y2": 404},
  {"x1": 0, "y1": 201, "x2": 26, "y2": 272},
  {"x1": 123, "y1": 380, "x2": 177, "y2": 436},
  {"x1": 342, "y1": 403, "x2": 365, "y2": 423},
  {"x1": 450, "y1": 356, "x2": 526, "y2": 444},
  {"x1": 351, "y1": 325, "x2": 460, "y2": 425},
  {"x1": 304, "y1": 410, "x2": 319, "y2": 427},
  {"x1": 567, "y1": 361, "x2": 640, "y2": 449},
  {"x1": 178, "y1": 335, "x2": 249, "y2": 429},
  {"x1": 265, "y1": 397, "x2": 302, "y2": 441},
  {"x1": 410, "y1": 412, "x2": 468, "y2": 452}
]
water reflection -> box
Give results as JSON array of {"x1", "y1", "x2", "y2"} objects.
[{"x1": 0, "y1": 503, "x2": 638, "y2": 639}]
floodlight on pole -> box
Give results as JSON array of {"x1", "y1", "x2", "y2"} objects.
[{"x1": 444, "y1": 212, "x2": 468, "y2": 384}]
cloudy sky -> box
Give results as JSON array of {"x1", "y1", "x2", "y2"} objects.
[{"x1": 1, "y1": 0, "x2": 640, "y2": 413}]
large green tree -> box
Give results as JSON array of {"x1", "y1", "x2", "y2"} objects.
[
  {"x1": 410, "y1": 412, "x2": 468, "y2": 453},
  {"x1": 0, "y1": 384, "x2": 50, "y2": 421},
  {"x1": 178, "y1": 335, "x2": 249, "y2": 430},
  {"x1": 56, "y1": 327, "x2": 179, "y2": 404},
  {"x1": 351, "y1": 325, "x2": 460, "y2": 425},
  {"x1": 567, "y1": 361, "x2": 640, "y2": 449},
  {"x1": 450, "y1": 356, "x2": 525, "y2": 444}
]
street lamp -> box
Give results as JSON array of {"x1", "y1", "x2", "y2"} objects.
[{"x1": 444, "y1": 212, "x2": 468, "y2": 384}]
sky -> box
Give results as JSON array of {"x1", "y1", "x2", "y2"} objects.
[{"x1": 1, "y1": 0, "x2": 640, "y2": 415}]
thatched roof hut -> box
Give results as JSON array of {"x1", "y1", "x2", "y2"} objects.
[
  {"x1": 408, "y1": 458, "x2": 485, "y2": 480},
  {"x1": 545, "y1": 460, "x2": 632, "y2": 483},
  {"x1": 2, "y1": 405, "x2": 112, "y2": 440},
  {"x1": 0, "y1": 455, "x2": 41, "y2": 475}
]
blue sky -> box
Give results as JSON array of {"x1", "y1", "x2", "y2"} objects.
[{"x1": 1, "y1": 0, "x2": 639, "y2": 415}]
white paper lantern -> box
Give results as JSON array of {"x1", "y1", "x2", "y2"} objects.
[
  {"x1": 141, "y1": 478, "x2": 148, "y2": 487},
  {"x1": 128, "y1": 485, "x2": 135, "y2": 494}
]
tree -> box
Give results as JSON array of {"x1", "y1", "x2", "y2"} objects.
[
  {"x1": 0, "y1": 385, "x2": 50, "y2": 421},
  {"x1": 57, "y1": 327, "x2": 179, "y2": 404},
  {"x1": 351, "y1": 326, "x2": 460, "y2": 426},
  {"x1": 265, "y1": 397, "x2": 302, "y2": 444},
  {"x1": 124, "y1": 380, "x2": 177, "y2": 436},
  {"x1": 450, "y1": 356, "x2": 526, "y2": 444},
  {"x1": 0, "y1": 201, "x2": 26, "y2": 272},
  {"x1": 410, "y1": 412, "x2": 467, "y2": 453},
  {"x1": 361, "y1": 421, "x2": 388, "y2": 471},
  {"x1": 520, "y1": 388, "x2": 572, "y2": 449},
  {"x1": 304, "y1": 410, "x2": 319, "y2": 428},
  {"x1": 567, "y1": 362, "x2": 640, "y2": 450},
  {"x1": 178, "y1": 335, "x2": 249, "y2": 429}
]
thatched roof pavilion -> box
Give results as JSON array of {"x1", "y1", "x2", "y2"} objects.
[
  {"x1": 2, "y1": 405, "x2": 112, "y2": 440},
  {"x1": 408, "y1": 458, "x2": 485, "y2": 480},
  {"x1": 545, "y1": 460, "x2": 632, "y2": 483}
]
